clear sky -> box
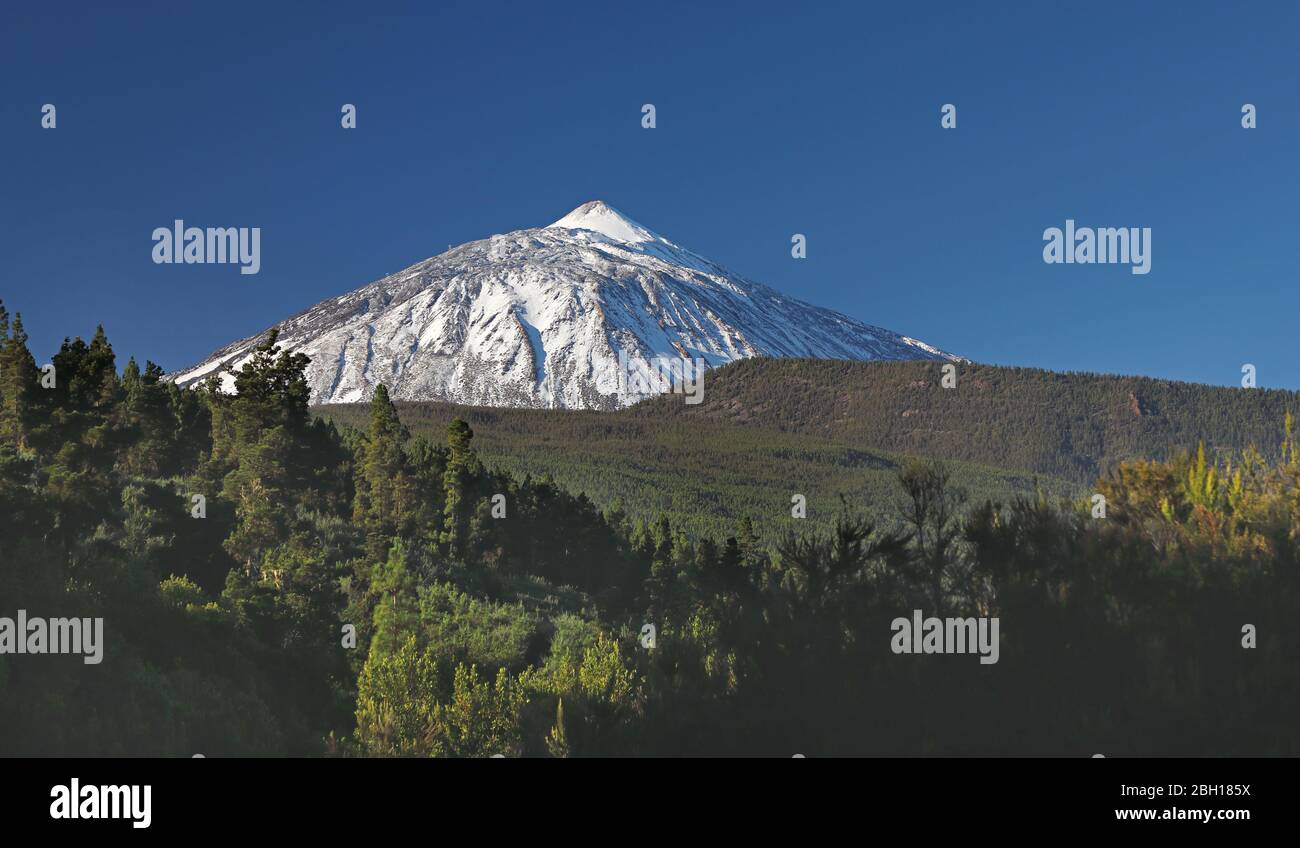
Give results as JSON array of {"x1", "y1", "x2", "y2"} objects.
[{"x1": 2, "y1": 1, "x2": 1297, "y2": 388}]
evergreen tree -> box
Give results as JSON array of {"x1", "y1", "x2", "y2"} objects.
[
  {"x1": 441, "y1": 418, "x2": 483, "y2": 559},
  {"x1": 0, "y1": 312, "x2": 41, "y2": 448},
  {"x1": 120, "y1": 358, "x2": 176, "y2": 475},
  {"x1": 354, "y1": 384, "x2": 418, "y2": 559},
  {"x1": 368, "y1": 538, "x2": 422, "y2": 657}
]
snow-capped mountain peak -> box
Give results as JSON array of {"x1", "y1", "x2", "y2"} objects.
[
  {"x1": 171, "y1": 202, "x2": 960, "y2": 409},
  {"x1": 548, "y1": 200, "x2": 662, "y2": 245}
]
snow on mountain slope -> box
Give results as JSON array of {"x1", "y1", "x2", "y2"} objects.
[{"x1": 170, "y1": 201, "x2": 961, "y2": 409}]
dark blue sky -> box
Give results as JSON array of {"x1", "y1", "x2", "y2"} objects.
[{"x1": 3, "y1": 1, "x2": 1297, "y2": 387}]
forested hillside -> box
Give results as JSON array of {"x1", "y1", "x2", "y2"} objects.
[
  {"x1": 2, "y1": 307, "x2": 1296, "y2": 755},
  {"x1": 319, "y1": 400, "x2": 1078, "y2": 543},
  {"x1": 321, "y1": 358, "x2": 1298, "y2": 541},
  {"x1": 635, "y1": 358, "x2": 1300, "y2": 483}
]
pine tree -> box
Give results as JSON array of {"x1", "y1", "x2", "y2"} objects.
[
  {"x1": 223, "y1": 478, "x2": 285, "y2": 575},
  {"x1": 354, "y1": 384, "x2": 418, "y2": 559},
  {"x1": 0, "y1": 313, "x2": 41, "y2": 448},
  {"x1": 368, "y1": 538, "x2": 421, "y2": 657},
  {"x1": 441, "y1": 418, "x2": 483, "y2": 559},
  {"x1": 120, "y1": 358, "x2": 176, "y2": 475},
  {"x1": 210, "y1": 329, "x2": 327, "y2": 529},
  {"x1": 213, "y1": 329, "x2": 312, "y2": 472}
]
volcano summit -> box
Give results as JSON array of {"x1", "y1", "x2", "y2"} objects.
[{"x1": 172, "y1": 201, "x2": 959, "y2": 409}]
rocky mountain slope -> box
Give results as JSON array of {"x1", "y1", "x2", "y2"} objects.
[{"x1": 172, "y1": 201, "x2": 958, "y2": 408}]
